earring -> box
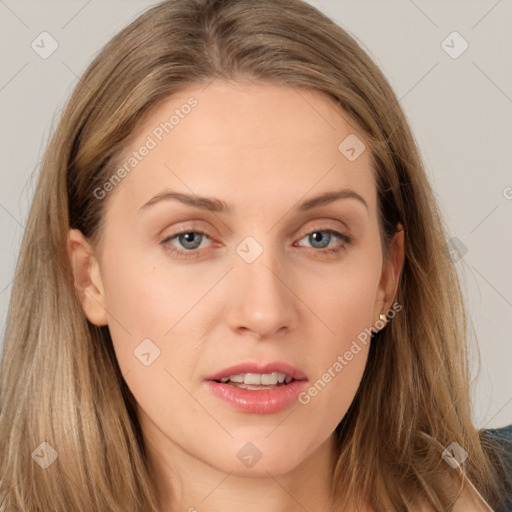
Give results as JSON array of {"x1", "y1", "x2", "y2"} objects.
[{"x1": 371, "y1": 313, "x2": 388, "y2": 338}]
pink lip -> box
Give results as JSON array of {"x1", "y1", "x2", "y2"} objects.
[{"x1": 204, "y1": 361, "x2": 308, "y2": 414}]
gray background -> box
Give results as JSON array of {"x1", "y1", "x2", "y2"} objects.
[{"x1": 0, "y1": 0, "x2": 511, "y2": 428}]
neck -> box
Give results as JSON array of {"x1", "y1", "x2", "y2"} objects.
[{"x1": 142, "y1": 419, "x2": 369, "y2": 512}]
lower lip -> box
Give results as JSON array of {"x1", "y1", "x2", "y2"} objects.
[{"x1": 204, "y1": 380, "x2": 308, "y2": 414}]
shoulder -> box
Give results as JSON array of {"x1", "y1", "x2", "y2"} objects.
[
  {"x1": 481, "y1": 424, "x2": 512, "y2": 449},
  {"x1": 480, "y1": 424, "x2": 512, "y2": 512},
  {"x1": 412, "y1": 426, "x2": 512, "y2": 512}
]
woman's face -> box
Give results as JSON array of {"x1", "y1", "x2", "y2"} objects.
[{"x1": 70, "y1": 79, "x2": 403, "y2": 478}]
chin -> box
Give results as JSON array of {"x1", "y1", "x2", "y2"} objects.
[{"x1": 202, "y1": 436, "x2": 321, "y2": 476}]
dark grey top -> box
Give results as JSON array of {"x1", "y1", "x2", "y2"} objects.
[{"x1": 481, "y1": 424, "x2": 512, "y2": 511}]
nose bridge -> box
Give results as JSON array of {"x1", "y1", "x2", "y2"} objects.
[{"x1": 227, "y1": 233, "x2": 297, "y2": 337}]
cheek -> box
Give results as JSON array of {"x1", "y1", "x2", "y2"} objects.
[
  {"x1": 303, "y1": 255, "x2": 381, "y2": 344},
  {"x1": 100, "y1": 259, "x2": 206, "y2": 435},
  {"x1": 294, "y1": 256, "x2": 380, "y2": 420},
  {"x1": 99, "y1": 248, "x2": 214, "y2": 404},
  {"x1": 100, "y1": 246, "x2": 211, "y2": 337},
  {"x1": 296, "y1": 303, "x2": 372, "y2": 437}
]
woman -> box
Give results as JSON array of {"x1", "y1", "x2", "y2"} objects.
[{"x1": 0, "y1": 0, "x2": 511, "y2": 510}]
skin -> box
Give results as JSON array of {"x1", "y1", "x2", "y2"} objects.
[{"x1": 68, "y1": 78, "x2": 412, "y2": 511}]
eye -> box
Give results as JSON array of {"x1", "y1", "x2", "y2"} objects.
[
  {"x1": 161, "y1": 229, "x2": 212, "y2": 258},
  {"x1": 160, "y1": 226, "x2": 353, "y2": 258},
  {"x1": 295, "y1": 228, "x2": 352, "y2": 254}
]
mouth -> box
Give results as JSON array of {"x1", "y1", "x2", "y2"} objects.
[
  {"x1": 204, "y1": 362, "x2": 308, "y2": 414},
  {"x1": 213, "y1": 371, "x2": 296, "y2": 389}
]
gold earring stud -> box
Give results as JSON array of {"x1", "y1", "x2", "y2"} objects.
[{"x1": 379, "y1": 313, "x2": 387, "y2": 322}]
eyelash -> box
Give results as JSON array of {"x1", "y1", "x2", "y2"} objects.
[{"x1": 160, "y1": 226, "x2": 353, "y2": 259}]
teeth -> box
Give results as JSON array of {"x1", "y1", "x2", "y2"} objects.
[
  {"x1": 218, "y1": 372, "x2": 293, "y2": 385},
  {"x1": 232, "y1": 383, "x2": 275, "y2": 390},
  {"x1": 244, "y1": 373, "x2": 263, "y2": 385}
]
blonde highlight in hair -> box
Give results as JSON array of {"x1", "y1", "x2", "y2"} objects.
[{"x1": 0, "y1": 0, "x2": 509, "y2": 510}]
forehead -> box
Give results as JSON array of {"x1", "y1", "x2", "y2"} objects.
[{"x1": 107, "y1": 79, "x2": 376, "y2": 216}]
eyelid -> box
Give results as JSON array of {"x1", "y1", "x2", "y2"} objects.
[
  {"x1": 296, "y1": 222, "x2": 353, "y2": 243},
  {"x1": 160, "y1": 227, "x2": 214, "y2": 255},
  {"x1": 292, "y1": 227, "x2": 352, "y2": 256},
  {"x1": 160, "y1": 222, "x2": 353, "y2": 258}
]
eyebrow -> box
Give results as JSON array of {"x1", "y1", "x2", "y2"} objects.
[{"x1": 138, "y1": 188, "x2": 368, "y2": 214}]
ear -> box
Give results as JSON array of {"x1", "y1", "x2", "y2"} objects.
[
  {"x1": 372, "y1": 223, "x2": 405, "y2": 328},
  {"x1": 68, "y1": 229, "x2": 109, "y2": 326}
]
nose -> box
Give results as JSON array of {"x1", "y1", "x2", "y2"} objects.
[{"x1": 226, "y1": 244, "x2": 299, "y2": 341}]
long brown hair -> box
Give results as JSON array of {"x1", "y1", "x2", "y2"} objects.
[{"x1": 0, "y1": 0, "x2": 509, "y2": 510}]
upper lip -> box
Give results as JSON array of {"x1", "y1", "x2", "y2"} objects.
[{"x1": 204, "y1": 361, "x2": 308, "y2": 382}]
